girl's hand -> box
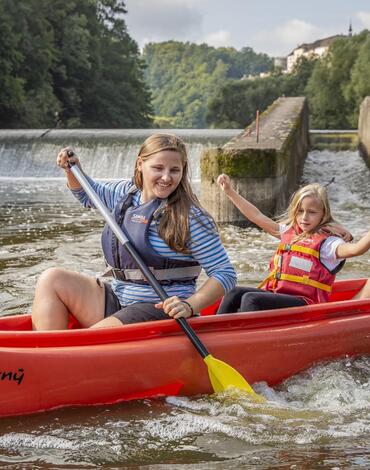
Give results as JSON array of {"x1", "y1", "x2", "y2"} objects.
[
  {"x1": 335, "y1": 227, "x2": 353, "y2": 242},
  {"x1": 155, "y1": 296, "x2": 193, "y2": 319},
  {"x1": 320, "y1": 224, "x2": 353, "y2": 242},
  {"x1": 217, "y1": 174, "x2": 232, "y2": 194},
  {"x1": 56, "y1": 147, "x2": 81, "y2": 173}
]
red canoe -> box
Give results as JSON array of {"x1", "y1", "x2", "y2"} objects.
[{"x1": 0, "y1": 278, "x2": 369, "y2": 417}]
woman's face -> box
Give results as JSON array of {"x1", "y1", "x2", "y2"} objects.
[
  {"x1": 296, "y1": 196, "x2": 324, "y2": 233},
  {"x1": 137, "y1": 150, "x2": 184, "y2": 202}
]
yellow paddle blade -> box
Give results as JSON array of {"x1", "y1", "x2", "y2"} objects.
[{"x1": 204, "y1": 354, "x2": 265, "y2": 403}]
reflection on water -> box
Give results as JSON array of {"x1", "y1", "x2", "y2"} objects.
[{"x1": 0, "y1": 149, "x2": 369, "y2": 468}]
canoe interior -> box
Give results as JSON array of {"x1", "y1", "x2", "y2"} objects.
[{"x1": 0, "y1": 278, "x2": 368, "y2": 346}]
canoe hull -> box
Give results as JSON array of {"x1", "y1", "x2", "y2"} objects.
[{"x1": 0, "y1": 278, "x2": 370, "y2": 417}]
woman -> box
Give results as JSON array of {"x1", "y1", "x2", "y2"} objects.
[{"x1": 32, "y1": 134, "x2": 236, "y2": 330}]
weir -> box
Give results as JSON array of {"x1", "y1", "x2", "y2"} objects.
[
  {"x1": 0, "y1": 129, "x2": 239, "y2": 180},
  {"x1": 200, "y1": 97, "x2": 309, "y2": 225},
  {"x1": 358, "y1": 96, "x2": 370, "y2": 167},
  {"x1": 309, "y1": 130, "x2": 358, "y2": 151}
]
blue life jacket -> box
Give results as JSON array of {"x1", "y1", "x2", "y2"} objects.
[{"x1": 101, "y1": 186, "x2": 201, "y2": 285}]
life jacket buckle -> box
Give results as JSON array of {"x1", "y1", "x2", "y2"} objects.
[{"x1": 111, "y1": 268, "x2": 126, "y2": 281}]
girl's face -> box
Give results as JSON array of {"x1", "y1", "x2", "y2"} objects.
[
  {"x1": 296, "y1": 196, "x2": 324, "y2": 233},
  {"x1": 137, "y1": 150, "x2": 184, "y2": 202}
]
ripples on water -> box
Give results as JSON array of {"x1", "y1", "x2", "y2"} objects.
[
  {"x1": 0, "y1": 357, "x2": 368, "y2": 469},
  {"x1": 0, "y1": 150, "x2": 369, "y2": 468}
]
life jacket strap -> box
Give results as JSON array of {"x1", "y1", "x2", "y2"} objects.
[
  {"x1": 102, "y1": 265, "x2": 202, "y2": 282},
  {"x1": 258, "y1": 270, "x2": 332, "y2": 292},
  {"x1": 277, "y1": 243, "x2": 320, "y2": 258},
  {"x1": 277, "y1": 273, "x2": 332, "y2": 292},
  {"x1": 258, "y1": 272, "x2": 274, "y2": 289}
]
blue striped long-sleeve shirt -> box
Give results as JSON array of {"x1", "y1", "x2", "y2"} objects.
[{"x1": 71, "y1": 177, "x2": 236, "y2": 306}]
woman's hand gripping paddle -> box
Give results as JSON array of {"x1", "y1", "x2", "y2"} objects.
[{"x1": 67, "y1": 153, "x2": 264, "y2": 401}]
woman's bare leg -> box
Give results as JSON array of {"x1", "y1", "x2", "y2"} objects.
[
  {"x1": 354, "y1": 278, "x2": 370, "y2": 299},
  {"x1": 90, "y1": 316, "x2": 123, "y2": 329},
  {"x1": 32, "y1": 268, "x2": 105, "y2": 330}
]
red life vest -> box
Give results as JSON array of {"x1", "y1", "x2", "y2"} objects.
[{"x1": 259, "y1": 226, "x2": 344, "y2": 305}]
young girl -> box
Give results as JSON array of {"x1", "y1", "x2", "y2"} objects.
[
  {"x1": 216, "y1": 174, "x2": 370, "y2": 314},
  {"x1": 31, "y1": 134, "x2": 236, "y2": 330}
]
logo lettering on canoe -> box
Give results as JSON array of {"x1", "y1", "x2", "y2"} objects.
[
  {"x1": 0, "y1": 368, "x2": 24, "y2": 385},
  {"x1": 130, "y1": 214, "x2": 148, "y2": 224}
]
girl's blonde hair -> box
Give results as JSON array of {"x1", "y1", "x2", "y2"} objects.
[
  {"x1": 134, "y1": 133, "x2": 215, "y2": 254},
  {"x1": 280, "y1": 183, "x2": 336, "y2": 240}
]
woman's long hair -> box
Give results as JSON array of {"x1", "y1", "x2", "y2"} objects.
[{"x1": 134, "y1": 133, "x2": 215, "y2": 254}]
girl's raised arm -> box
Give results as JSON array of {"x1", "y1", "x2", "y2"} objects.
[
  {"x1": 217, "y1": 174, "x2": 280, "y2": 238},
  {"x1": 336, "y1": 230, "x2": 370, "y2": 259}
]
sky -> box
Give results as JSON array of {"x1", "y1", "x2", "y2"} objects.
[{"x1": 124, "y1": 0, "x2": 370, "y2": 57}]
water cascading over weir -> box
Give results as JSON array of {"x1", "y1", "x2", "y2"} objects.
[
  {"x1": 200, "y1": 97, "x2": 309, "y2": 225},
  {"x1": 0, "y1": 129, "x2": 239, "y2": 180},
  {"x1": 0, "y1": 98, "x2": 309, "y2": 225}
]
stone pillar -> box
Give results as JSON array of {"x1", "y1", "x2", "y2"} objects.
[
  {"x1": 358, "y1": 96, "x2": 370, "y2": 167},
  {"x1": 200, "y1": 97, "x2": 309, "y2": 225}
]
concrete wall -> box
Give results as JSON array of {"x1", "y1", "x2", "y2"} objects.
[
  {"x1": 200, "y1": 97, "x2": 309, "y2": 225},
  {"x1": 358, "y1": 96, "x2": 370, "y2": 167}
]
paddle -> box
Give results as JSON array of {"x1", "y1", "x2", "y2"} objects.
[{"x1": 67, "y1": 154, "x2": 263, "y2": 400}]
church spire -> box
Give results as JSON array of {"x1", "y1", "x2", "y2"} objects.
[{"x1": 348, "y1": 19, "x2": 353, "y2": 37}]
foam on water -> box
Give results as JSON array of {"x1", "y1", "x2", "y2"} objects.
[
  {"x1": 0, "y1": 360, "x2": 368, "y2": 467},
  {"x1": 304, "y1": 150, "x2": 370, "y2": 237}
]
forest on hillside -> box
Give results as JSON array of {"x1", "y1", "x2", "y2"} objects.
[
  {"x1": 206, "y1": 30, "x2": 370, "y2": 129},
  {"x1": 1, "y1": 0, "x2": 370, "y2": 130},
  {"x1": 142, "y1": 41, "x2": 272, "y2": 128},
  {"x1": 0, "y1": 0, "x2": 152, "y2": 128}
]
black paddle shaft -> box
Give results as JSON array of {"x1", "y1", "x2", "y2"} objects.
[{"x1": 66, "y1": 152, "x2": 210, "y2": 358}]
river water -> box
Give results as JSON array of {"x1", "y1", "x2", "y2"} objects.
[{"x1": 0, "y1": 136, "x2": 369, "y2": 469}]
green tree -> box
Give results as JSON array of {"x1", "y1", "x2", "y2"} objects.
[
  {"x1": 344, "y1": 31, "x2": 370, "y2": 127},
  {"x1": 80, "y1": 0, "x2": 152, "y2": 127},
  {"x1": 206, "y1": 75, "x2": 283, "y2": 128},
  {"x1": 0, "y1": 0, "x2": 152, "y2": 128},
  {"x1": 143, "y1": 41, "x2": 272, "y2": 128},
  {"x1": 46, "y1": 0, "x2": 93, "y2": 127},
  {"x1": 207, "y1": 32, "x2": 370, "y2": 130},
  {"x1": 283, "y1": 56, "x2": 318, "y2": 96},
  {"x1": 0, "y1": 0, "x2": 60, "y2": 127},
  {"x1": 0, "y1": 0, "x2": 25, "y2": 126},
  {"x1": 306, "y1": 32, "x2": 369, "y2": 129}
]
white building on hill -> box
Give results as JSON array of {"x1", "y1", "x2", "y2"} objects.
[{"x1": 286, "y1": 34, "x2": 345, "y2": 72}]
